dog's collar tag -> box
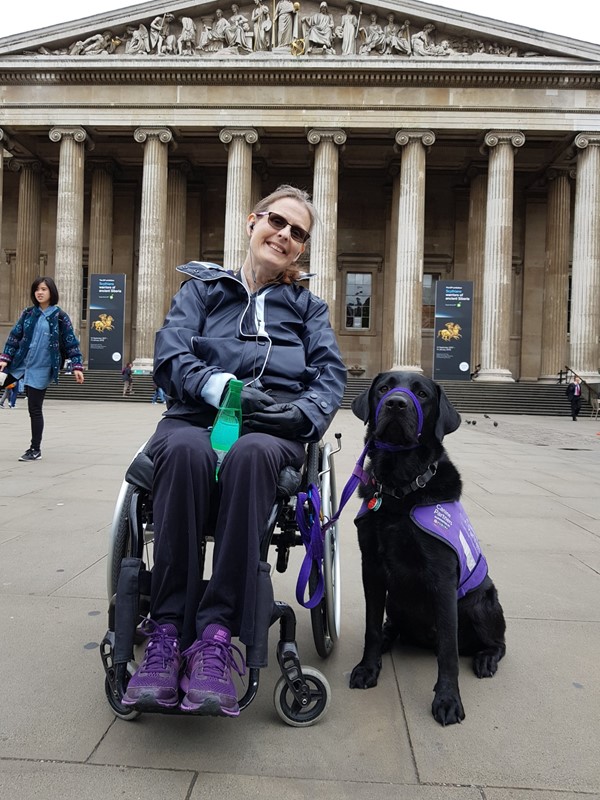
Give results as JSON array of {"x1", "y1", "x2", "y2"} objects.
[{"x1": 367, "y1": 494, "x2": 382, "y2": 512}]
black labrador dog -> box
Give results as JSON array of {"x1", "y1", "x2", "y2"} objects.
[{"x1": 349, "y1": 371, "x2": 506, "y2": 725}]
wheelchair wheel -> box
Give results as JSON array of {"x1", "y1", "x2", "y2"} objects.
[
  {"x1": 307, "y1": 442, "x2": 341, "y2": 658},
  {"x1": 107, "y1": 481, "x2": 137, "y2": 599},
  {"x1": 107, "y1": 443, "x2": 152, "y2": 601},
  {"x1": 104, "y1": 664, "x2": 141, "y2": 721},
  {"x1": 273, "y1": 667, "x2": 331, "y2": 727}
]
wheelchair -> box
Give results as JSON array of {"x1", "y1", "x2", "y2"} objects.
[{"x1": 100, "y1": 434, "x2": 341, "y2": 727}]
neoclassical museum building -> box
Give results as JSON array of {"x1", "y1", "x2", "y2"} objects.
[{"x1": 1, "y1": 0, "x2": 600, "y2": 380}]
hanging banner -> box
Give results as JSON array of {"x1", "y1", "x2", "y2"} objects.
[
  {"x1": 433, "y1": 280, "x2": 473, "y2": 381},
  {"x1": 88, "y1": 274, "x2": 126, "y2": 370}
]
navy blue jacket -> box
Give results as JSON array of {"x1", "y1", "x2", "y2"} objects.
[{"x1": 154, "y1": 262, "x2": 347, "y2": 440}]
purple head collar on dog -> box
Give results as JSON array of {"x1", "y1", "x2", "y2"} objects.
[{"x1": 374, "y1": 387, "x2": 424, "y2": 451}]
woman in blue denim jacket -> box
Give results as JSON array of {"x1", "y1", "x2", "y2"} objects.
[{"x1": 0, "y1": 276, "x2": 84, "y2": 461}]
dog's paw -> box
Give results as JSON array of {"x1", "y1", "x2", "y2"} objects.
[
  {"x1": 473, "y1": 646, "x2": 505, "y2": 678},
  {"x1": 349, "y1": 661, "x2": 381, "y2": 689},
  {"x1": 431, "y1": 690, "x2": 465, "y2": 726}
]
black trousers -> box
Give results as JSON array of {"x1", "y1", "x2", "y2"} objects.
[
  {"x1": 148, "y1": 417, "x2": 305, "y2": 650},
  {"x1": 25, "y1": 385, "x2": 47, "y2": 450},
  {"x1": 570, "y1": 397, "x2": 581, "y2": 419}
]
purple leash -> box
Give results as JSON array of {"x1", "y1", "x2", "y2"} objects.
[{"x1": 295, "y1": 387, "x2": 424, "y2": 609}]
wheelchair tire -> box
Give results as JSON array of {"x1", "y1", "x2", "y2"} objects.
[
  {"x1": 108, "y1": 481, "x2": 137, "y2": 600},
  {"x1": 273, "y1": 667, "x2": 331, "y2": 727},
  {"x1": 104, "y1": 665, "x2": 141, "y2": 722},
  {"x1": 307, "y1": 442, "x2": 341, "y2": 659}
]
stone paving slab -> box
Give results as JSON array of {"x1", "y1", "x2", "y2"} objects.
[{"x1": 0, "y1": 401, "x2": 599, "y2": 799}]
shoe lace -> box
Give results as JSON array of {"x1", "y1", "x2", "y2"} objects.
[
  {"x1": 183, "y1": 638, "x2": 246, "y2": 681},
  {"x1": 138, "y1": 619, "x2": 179, "y2": 673}
]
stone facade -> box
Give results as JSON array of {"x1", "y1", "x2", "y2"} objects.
[{"x1": 1, "y1": 0, "x2": 600, "y2": 380}]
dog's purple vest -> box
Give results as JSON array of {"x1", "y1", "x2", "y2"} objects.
[{"x1": 410, "y1": 502, "x2": 488, "y2": 598}]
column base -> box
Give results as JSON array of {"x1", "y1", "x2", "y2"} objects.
[
  {"x1": 474, "y1": 368, "x2": 514, "y2": 383},
  {"x1": 132, "y1": 357, "x2": 154, "y2": 375},
  {"x1": 574, "y1": 371, "x2": 600, "y2": 383},
  {"x1": 537, "y1": 375, "x2": 559, "y2": 384},
  {"x1": 390, "y1": 364, "x2": 423, "y2": 374}
]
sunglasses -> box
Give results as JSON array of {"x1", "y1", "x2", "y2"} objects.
[{"x1": 255, "y1": 211, "x2": 311, "y2": 244}]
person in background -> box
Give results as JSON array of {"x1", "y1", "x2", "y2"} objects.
[
  {"x1": 0, "y1": 380, "x2": 18, "y2": 408},
  {"x1": 122, "y1": 184, "x2": 346, "y2": 718},
  {"x1": 566, "y1": 375, "x2": 583, "y2": 421},
  {"x1": 0, "y1": 276, "x2": 84, "y2": 461},
  {"x1": 151, "y1": 382, "x2": 166, "y2": 404},
  {"x1": 121, "y1": 362, "x2": 134, "y2": 396}
]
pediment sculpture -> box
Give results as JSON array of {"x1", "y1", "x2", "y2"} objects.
[{"x1": 19, "y1": 3, "x2": 546, "y2": 59}]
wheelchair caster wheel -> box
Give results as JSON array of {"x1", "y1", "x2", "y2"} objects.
[
  {"x1": 104, "y1": 665, "x2": 141, "y2": 721},
  {"x1": 273, "y1": 667, "x2": 331, "y2": 727}
]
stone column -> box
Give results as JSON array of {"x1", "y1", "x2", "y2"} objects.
[
  {"x1": 539, "y1": 169, "x2": 572, "y2": 382},
  {"x1": 133, "y1": 127, "x2": 173, "y2": 371},
  {"x1": 307, "y1": 128, "x2": 347, "y2": 328},
  {"x1": 391, "y1": 129, "x2": 435, "y2": 371},
  {"x1": 466, "y1": 170, "x2": 488, "y2": 372},
  {"x1": 9, "y1": 158, "x2": 43, "y2": 314},
  {"x1": 165, "y1": 160, "x2": 191, "y2": 314},
  {"x1": 88, "y1": 160, "x2": 115, "y2": 277},
  {"x1": 477, "y1": 131, "x2": 525, "y2": 382},
  {"x1": 219, "y1": 128, "x2": 258, "y2": 271},
  {"x1": 570, "y1": 133, "x2": 600, "y2": 380},
  {"x1": 50, "y1": 127, "x2": 93, "y2": 334},
  {"x1": 0, "y1": 130, "x2": 6, "y2": 267}
]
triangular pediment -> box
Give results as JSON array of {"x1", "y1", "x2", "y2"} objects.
[{"x1": 1, "y1": 0, "x2": 599, "y2": 62}]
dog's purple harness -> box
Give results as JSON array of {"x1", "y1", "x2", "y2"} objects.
[
  {"x1": 295, "y1": 387, "x2": 427, "y2": 608},
  {"x1": 410, "y1": 502, "x2": 488, "y2": 598}
]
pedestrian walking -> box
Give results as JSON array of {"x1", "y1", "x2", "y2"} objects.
[
  {"x1": 121, "y1": 362, "x2": 134, "y2": 396},
  {"x1": 566, "y1": 375, "x2": 583, "y2": 421},
  {"x1": 0, "y1": 276, "x2": 85, "y2": 461}
]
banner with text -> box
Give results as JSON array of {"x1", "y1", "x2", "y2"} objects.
[
  {"x1": 433, "y1": 281, "x2": 473, "y2": 381},
  {"x1": 88, "y1": 274, "x2": 126, "y2": 370}
]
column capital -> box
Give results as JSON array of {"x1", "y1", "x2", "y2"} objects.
[
  {"x1": 219, "y1": 128, "x2": 259, "y2": 146},
  {"x1": 134, "y1": 127, "x2": 174, "y2": 146},
  {"x1": 394, "y1": 129, "x2": 435, "y2": 148},
  {"x1": 86, "y1": 157, "x2": 118, "y2": 175},
  {"x1": 546, "y1": 166, "x2": 576, "y2": 183},
  {"x1": 169, "y1": 158, "x2": 193, "y2": 175},
  {"x1": 7, "y1": 157, "x2": 43, "y2": 174},
  {"x1": 49, "y1": 126, "x2": 95, "y2": 151},
  {"x1": 483, "y1": 130, "x2": 525, "y2": 150},
  {"x1": 307, "y1": 129, "x2": 347, "y2": 146},
  {"x1": 573, "y1": 132, "x2": 600, "y2": 150}
]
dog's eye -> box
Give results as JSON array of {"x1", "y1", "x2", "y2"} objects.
[
  {"x1": 378, "y1": 385, "x2": 389, "y2": 395},
  {"x1": 417, "y1": 390, "x2": 428, "y2": 398}
]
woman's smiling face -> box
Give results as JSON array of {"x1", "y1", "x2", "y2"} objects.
[
  {"x1": 248, "y1": 197, "x2": 311, "y2": 274},
  {"x1": 35, "y1": 282, "x2": 51, "y2": 308}
]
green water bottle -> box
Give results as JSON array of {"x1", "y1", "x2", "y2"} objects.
[{"x1": 210, "y1": 379, "x2": 243, "y2": 478}]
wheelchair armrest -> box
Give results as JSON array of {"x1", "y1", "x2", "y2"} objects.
[
  {"x1": 276, "y1": 465, "x2": 302, "y2": 499},
  {"x1": 125, "y1": 451, "x2": 154, "y2": 492}
]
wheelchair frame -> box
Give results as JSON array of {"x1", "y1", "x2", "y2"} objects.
[{"x1": 100, "y1": 437, "x2": 341, "y2": 727}]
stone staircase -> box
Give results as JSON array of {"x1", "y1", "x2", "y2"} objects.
[
  {"x1": 46, "y1": 371, "x2": 592, "y2": 417},
  {"x1": 341, "y1": 377, "x2": 592, "y2": 417}
]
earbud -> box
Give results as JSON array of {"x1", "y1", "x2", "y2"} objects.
[{"x1": 249, "y1": 223, "x2": 255, "y2": 231}]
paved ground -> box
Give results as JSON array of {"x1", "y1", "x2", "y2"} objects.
[{"x1": 0, "y1": 400, "x2": 599, "y2": 800}]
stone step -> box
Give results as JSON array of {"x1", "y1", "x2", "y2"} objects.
[{"x1": 45, "y1": 371, "x2": 592, "y2": 417}]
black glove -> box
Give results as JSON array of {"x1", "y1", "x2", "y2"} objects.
[
  {"x1": 245, "y1": 403, "x2": 312, "y2": 440},
  {"x1": 240, "y1": 386, "x2": 276, "y2": 415},
  {"x1": 219, "y1": 382, "x2": 275, "y2": 415}
]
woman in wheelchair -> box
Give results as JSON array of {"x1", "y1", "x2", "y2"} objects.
[{"x1": 121, "y1": 185, "x2": 346, "y2": 717}]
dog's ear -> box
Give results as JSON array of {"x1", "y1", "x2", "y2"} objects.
[
  {"x1": 351, "y1": 388, "x2": 371, "y2": 423},
  {"x1": 352, "y1": 372, "x2": 384, "y2": 423},
  {"x1": 434, "y1": 384, "x2": 461, "y2": 441}
]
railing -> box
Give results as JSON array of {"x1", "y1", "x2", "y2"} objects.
[{"x1": 559, "y1": 366, "x2": 600, "y2": 408}]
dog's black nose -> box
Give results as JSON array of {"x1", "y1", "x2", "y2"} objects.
[{"x1": 383, "y1": 393, "x2": 409, "y2": 410}]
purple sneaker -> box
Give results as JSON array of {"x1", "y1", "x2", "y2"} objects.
[
  {"x1": 122, "y1": 620, "x2": 181, "y2": 710},
  {"x1": 180, "y1": 624, "x2": 246, "y2": 716}
]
